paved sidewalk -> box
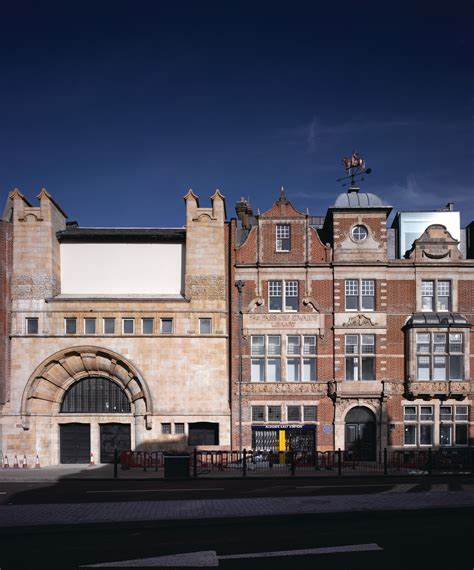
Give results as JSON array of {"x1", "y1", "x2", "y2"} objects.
[{"x1": 0, "y1": 490, "x2": 473, "y2": 528}]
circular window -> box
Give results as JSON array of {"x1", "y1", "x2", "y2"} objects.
[{"x1": 352, "y1": 225, "x2": 368, "y2": 241}]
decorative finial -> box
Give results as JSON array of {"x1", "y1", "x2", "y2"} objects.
[{"x1": 277, "y1": 186, "x2": 288, "y2": 204}]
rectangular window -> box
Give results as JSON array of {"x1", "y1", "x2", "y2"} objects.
[
  {"x1": 421, "y1": 280, "x2": 451, "y2": 311},
  {"x1": 345, "y1": 335, "x2": 374, "y2": 381},
  {"x1": 416, "y1": 332, "x2": 464, "y2": 381},
  {"x1": 251, "y1": 406, "x2": 265, "y2": 422},
  {"x1": 419, "y1": 424, "x2": 433, "y2": 445},
  {"x1": 267, "y1": 406, "x2": 281, "y2": 422},
  {"x1": 287, "y1": 406, "x2": 301, "y2": 422},
  {"x1": 455, "y1": 424, "x2": 468, "y2": 445},
  {"x1": 160, "y1": 318, "x2": 173, "y2": 334},
  {"x1": 276, "y1": 224, "x2": 291, "y2": 251},
  {"x1": 268, "y1": 280, "x2": 298, "y2": 312},
  {"x1": 404, "y1": 406, "x2": 417, "y2": 421},
  {"x1": 161, "y1": 423, "x2": 171, "y2": 435},
  {"x1": 251, "y1": 335, "x2": 281, "y2": 382},
  {"x1": 175, "y1": 423, "x2": 185, "y2": 434},
  {"x1": 103, "y1": 318, "x2": 115, "y2": 335},
  {"x1": 84, "y1": 318, "x2": 96, "y2": 335},
  {"x1": 26, "y1": 317, "x2": 38, "y2": 334},
  {"x1": 199, "y1": 318, "x2": 212, "y2": 334},
  {"x1": 345, "y1": 279, "x2": 375, "y2": 311},
  {"x1": 404, "y1": 424, "x2": 417, "y2": 445},
  {"x1": 440, "y1": 406, "x2": 452, "y2": 421},
  {"x1": 122, "y1": 318, "x2": 135, "y2": 334},
  {"x1": 303, "y1": 406, "x2": 317, "y2": 422},
  {"x1": 65, "y1": 318, "x2": 77, "y2": 334},
  {"x1": 440, "y1": 424, "x2": 452, "y2": 446},
  {"x1": 142, "y1": 318, "x2": 154, "y2": 334}
]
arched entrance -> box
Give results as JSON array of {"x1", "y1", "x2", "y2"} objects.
[{"x1": 345, "y1": 407, "x2": 376, "y2": 461}]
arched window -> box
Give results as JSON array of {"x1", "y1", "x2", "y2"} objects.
[{"x1": 60, "y1": 377, "x2": 131, "y2": 413}]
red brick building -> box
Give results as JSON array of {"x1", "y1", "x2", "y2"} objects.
[{"x1": 230, "y1": 187, "x2": 474, "y2": 458}]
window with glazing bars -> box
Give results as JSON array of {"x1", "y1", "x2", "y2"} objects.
[
  {"x1": 421, "y1": 280, "x2": 451, "y2": 311},
  {"x1": 60, "y1": 377, "x2": 131, "y2": 413},
  {"x1": 345, "y1": 334, "x2": 375, "y2": 381},
  {"x1": 345, "y1": 279, "x2": 375, "y2": 311},
  {"x1": 251, "y1": 335, "x2": 281, "y2": 381},
  {"x1": 276, "y1": 224, "x2": 291, "y2": 251},
  {"x1": 268, "y1": 280, "x2": 298, "y2": 311},
  {"x1": 416, "y1": 332, "x2": 463, "y2": 380},
  {"x1": 287, "y1": 335, "x2": 316, "y2": 381}
]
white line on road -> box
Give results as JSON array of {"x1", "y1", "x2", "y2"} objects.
[
  {"x1": 85, "y1": 488, "x2": 224, "y2": 494},
  {"x1": 296, "y1": 484, "x2": 390, "y2": 489},
  {"x1": 81, "y1": 543, "x2": 383, "y2": 567},
  {"x1": 429, "y1": 484, "x2": 449, "y2": 492}
]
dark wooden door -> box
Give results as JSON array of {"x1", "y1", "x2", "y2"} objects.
[
  {"x1": 100, "y1": 423, "x2": 131, "y2": 463},
  {"x1": 60, "y1": 423, "x2": 90, "y2": 464},
  {"x1": 345, "y1": 422, "x2": 376, "y2": 461}
]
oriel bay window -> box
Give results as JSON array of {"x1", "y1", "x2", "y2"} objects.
[
  {"x1": 416, "y1": 332, "x2": 464, "y2": 380},
  {"x1": 345, "y1": 335, "x2": 375, "y2": 381},
  {"x1": 251, "y1": 335, "x2": 281, "y2": 381},
  {"x1": 345, "y1": 279, "x2": 375, "y2": 311},
  {"x1": 287, "y1": 335, "x2": 317, "y2": 381},
  {"x1": 269, "y1": 280, "x2": 298, "y2": 311}
]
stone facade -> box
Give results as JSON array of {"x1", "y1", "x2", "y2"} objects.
[{"x1": 1, "y1": 188, "x2": 230, "y2": 465}]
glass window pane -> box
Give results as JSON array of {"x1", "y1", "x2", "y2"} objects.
[
  {"x1": 455, "y1": 424, "x2": 468, "y2": 445},
  {"x1": 251, "y1": 336, "x2": 265, "y2": 356},
  {"x1": 361, "y1": 357, "x2": 375, "y2": 380},
  {"x1": 175, "y1": 423, "x2": 185, "y2": 434},
  {"x1": 85, "y1": 318, "x2": 96, "y2": 334},
  {"x1": 303, "y1": 406, "x2": 317, "y2": 421},
  {"x1": 416, "y1": 333, "x2": 430, "y2": 353},
  {"x1": 449, "y1": 355, "x2": 463, "y2": 380},
  {"x1": 362, "y1": 335, "x2": 375, "y2": 353},
  {"x1": 346, "y1": 295, "x2": 358, "y2": 310},
  {"x1": 421, "y1": 281, "x2": 434, "y2": 296},
  {"x1": 303, "y1": 358, "x2": 316, "y2": 381},
  {"x1": 123, "y1": 319, "x2": 134, "y2": 334},
  {"x1": 287, "y1": 406, "x2": 301, "y2": 422},
  {"x1": 287, "y1": 336, "x2": 300, "y2": 355},
  {"x1": 103, "y1": 318, "x2": 115, "y2": 334},
  {"x1": 433, "y1": 334, "x2": 446, "y2": 353},
  {"x1": 420, "y1": 424, "x2": 433, "y2": 445},
  {"x1": 267, "y1": 406, "x2": 281, "y2": 422},
  {"x1": 284, "y1": 281, "x2": 298, "y2": 311},
  {"x1": 449, "y1": 333, "x2": 463, "y2": 353},
  {"x1": 437, "y1": 281, "x2": 450, "y2": 310},
  {"x1": 404, "y1": 406, "x2": 417, "y2": 420},
  {"x1": 404, "y1": 425, "x2": 416, "y2": 445},
  {"x1": 440, "y1": 406, "x2": 452, "y2": 420},
  {"x1": 287, "y1": 358, "x2": 300, "y2": 381},
  {"x1": 303, "y1": 336, "x2": 316, "y2": 355},
  {"x1": 346, "y1": 356, "x2": 358, "y2": 381},
  {"x1": 251, "y1": 359, "x2": 265, "y2": 382},
  {"x1": 440, "y1": 425, "x2": 452, "y2": 446},
  {"x1": 455, "y1": 406, "x2": 468, "y2": 421},
  {"x1": 267, "y1": 358, "x2": 281, "y2": 382},
  {"x1": 433, "y1": 356, "x2": 447, "y2": 380},
  {"x1": 251, "y1": 406, "x2": 265, "y2": 422},
  {"x1": 65, "y1": 318, "x2": 77, "y2": 334},
  {"x1": 26, "y1": 318, "x2": 38, "y2": 334},
  {"x1": 161, "y1": 423, "x2": 171, "y2": 435},
  {"x1": 417, "y1": 356, "x2": 430, "y2": 380},
  {"x1": 269, "y1": 279, "x2": 283, "y2": 311},
  {"x1": 199, "y1": 318, "x2": 212, "y2": 334},
  {"x1": 345, "y1": 280, "x2": 359, "y2": 295},
  {"x1": 345, "y1": 335, "x2": 358, "y2": 353},
  {"x1": 267, "y1": 336, "x2": 281, "y2": 356},
  {"x1": 361, "y1": 295, "x2": 374, "y2": 311},
  {"x1": 142, "y1": 318, "x2": 153, "y2": 334},
  {"x1": 420, "y1": 406, "x2": 433, "y2": 421},
  {"x1": 160, "y1": 318, "x2": 173, "y2": 334}
]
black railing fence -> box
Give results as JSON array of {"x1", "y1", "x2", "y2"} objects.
[{"x1": 118, "y1": 447, "x2": 473, "y2": 477}]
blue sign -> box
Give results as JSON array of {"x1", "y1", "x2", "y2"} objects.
[{"x1": 323, "y1": 424, "x2": 332, "y2": 433}]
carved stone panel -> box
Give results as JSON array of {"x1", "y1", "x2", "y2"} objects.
[{"x1": 242, "y1": 382, "x2": 327, "y2": 395}]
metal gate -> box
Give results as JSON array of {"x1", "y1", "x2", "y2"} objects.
[
  {"x1": 100, "y1": 423, "x2": 131, "y2": 463},
  {"x1": 252, "y1": 428, "x2": 279, "y2": 450},
  {"x1": 60, "y1": 423, "x2": 90, "y2": 464}
]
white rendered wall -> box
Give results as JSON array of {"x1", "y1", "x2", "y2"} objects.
[{"x1": 60, "y1": 243, "x2": 184, "y2": 295}]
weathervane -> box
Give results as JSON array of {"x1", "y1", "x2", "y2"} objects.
[{"x1": 337, "y1": 150, "x2": 372, "y2": 191}]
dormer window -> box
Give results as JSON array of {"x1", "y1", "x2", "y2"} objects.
[{"x1": 276, "y1": 224, "x2": 290, "y2": 251}]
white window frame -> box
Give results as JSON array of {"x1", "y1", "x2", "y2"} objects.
[
  {"x1": 160, "y1": 318, "x2": 174, "y2": 334},
  {"x1": 421, "y1": 279, "x2": 451, "y2": 312},
  {"x1": 26, "y1": 317, "x2": 39, "y2": 335},
  {"x1": 345, "y1": 279, "x2": 375, "y2": 311},
  {"x1": 276, "y1": 224, "x2": 291, "y2": 252},
  {"x1": 268, "y1": 280, "x2": 299, "y2": 312},
  {"x1": 287, "y1": 405, "x2": 301, "y2": 422},
  {"x1": 440, "y1": 405, "x2": 469, "y2": 447},
  {"x1": 251, "y1": 405, "x2": 266, "y2": 422},
  {"x1": 122, "y1": 318, "x2": 135, "y2": 335},
  {"x1": 199, "y1": 318, "x2": 212, "y2": 334},
  {"x1": 415, "y1": 332, "x2": 464, "y2": 381},
  {"x1": 251, "y1": 335, "x2": 281, "y2": 382},
  {"x1": 345, "y1": 334, "x2": 375, "y2": 381},
  {"x1": 287, "y1": 335, "x2": 317, "y2": 382}
]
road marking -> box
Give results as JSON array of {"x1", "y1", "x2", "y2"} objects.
[
  {"x1": 462, "y1": 484, "x2": 474, "y2": 491},
  {"x1": 0, "y1": 492, "x2": 6, "y2": 495},
  {"x1": 81, "y1": 543, "x2": 383, "y2": 567},
  {"x1": 382, "y1": 484, "x2": 417, "y2": 494},
  {"x1": 85, "y1": 488, "x2": 224, "y2": 494},
  {"x1": 429, "y1": 484, "x2": 449, "y2": 492}
]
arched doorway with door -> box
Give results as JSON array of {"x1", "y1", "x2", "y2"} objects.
[{"x1": 344, "y1": 406, "x2": 376, "y2": 461}]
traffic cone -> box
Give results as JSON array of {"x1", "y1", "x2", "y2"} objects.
[
  {"x1": 90, "y1": 451, "x2": 95, "y2": 466},
  {"x1": 13, "y1": 455, "x2": 19, "y2": 468},
  {"x1": 23, "y1": 454, "x2": 28, "y2": 468},
  {"x1": 35, "y1": 454, "x2": 40, "y2": 469},
  {"x1": 3, "y1": 455, "x2": 8, "y2": 469}
]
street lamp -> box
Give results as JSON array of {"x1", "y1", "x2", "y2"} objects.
[{"x1": 235, "y1": 280, "x2": 245, "y2": 453}]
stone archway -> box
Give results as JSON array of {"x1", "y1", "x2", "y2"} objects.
[{"x1": 20, "y1": 346, "x2": 153, "y2": 430}]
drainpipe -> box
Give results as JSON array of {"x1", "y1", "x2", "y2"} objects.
[{"x1": 236, "y1": 280, "x2": 245, "y2": 452}]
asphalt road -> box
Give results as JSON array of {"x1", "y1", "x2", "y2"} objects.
[
  {"x1": 0, "y1": 508, "x2": 472, "y2": 569},
  {"x1": 1, "y1": 473, "x2": 473, "y2": 504}
]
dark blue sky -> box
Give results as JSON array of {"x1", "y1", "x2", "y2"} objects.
[{"x1": 1, "y1": 1, "x2": 473, "y2": 227}]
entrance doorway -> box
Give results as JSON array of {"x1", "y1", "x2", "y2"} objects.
[
  {"x1": 100, "y1": 423, "x2": 131, "y2": 463},
  {"x1": 345, "y1": 407, "x2": 376, "y2": 461},
  {"x1": 60, "y1": 423, "x2": 91, "y2": 463}
]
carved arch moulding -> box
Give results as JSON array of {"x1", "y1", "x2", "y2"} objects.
[{"x1": 20, "y1": 346, "x2": 153, "y2": 430}]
